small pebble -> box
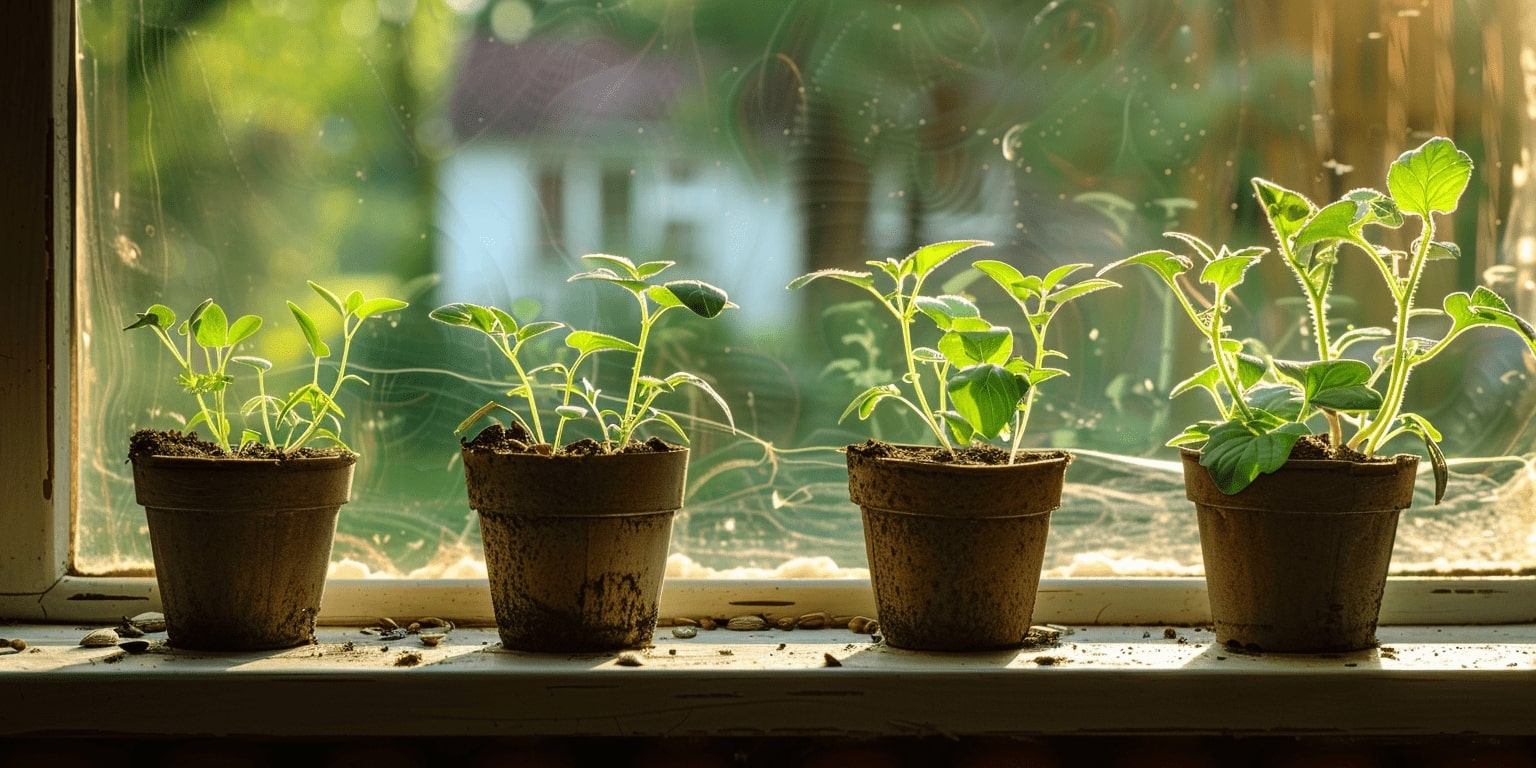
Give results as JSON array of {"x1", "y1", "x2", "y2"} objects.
[
  {"x1": 9, "y1": 639, "x2": 25, "y2": 652},
  {"x1": 699, "y1": 617, "x2": 718, "y2": 630},
  {"x1": 671, "y1": 617, "x2": 699, "y2": 628},
  {"x1": 671, "y1": 626, "x2": 698, "y2": 639},
  {"x1": 119, "y1": 640, "x2": 151, "y2": 655},
  {"x1": 394, "y1": 651, "x2": 422, "y2": 667},
  {"x1": 726, "y1": 615, "x2": 768, "y2": 632},
  {"x1": 615, "y1": 652, "x2": 643, "y2": 667},
  {"x1": 830, "y1": 615, "x2": 855, "y2": 629},
  {"x1": 377, "y1": 617, "x2": 399, "y2": 630},
  {"x1": 415, "y1": 617, "x2": 451, "y2": 630},
  {"x1": 847, "y1": 616, "x2": 879, "y2": 635},
  {"x1": 80, "y1": 628, "x2": 120, "y2": 648},
  {"x1": 775, "y1": 616, "x2": 797, "y2": 631},
  {"x1": 823, "y1": 652, "x2": 842, "y2": 667},
  {"x1": 419, "y1": 632, "x2": 446, "y2": 647},
  {"x1": 1162, "y1": 627, "x2": 1178, "y2": 639},
  {"x1": 128, "y1": 612, "x2": 167, "y2": 633},
  {"x1": 796, "y1": 612, "x2": 831, "y2": 630}
]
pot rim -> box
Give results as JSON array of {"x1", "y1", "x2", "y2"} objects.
[
  {"x1": 843, "y1": 442, "x2": 1071, "y2": 473},
  {"x1": 130, "y1": 452, "x2": 358, "y2": 470}
]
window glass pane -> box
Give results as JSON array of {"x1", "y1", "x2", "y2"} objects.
[{"x1": 76, "y1": 0, "x2": 1536, "y2": 578}]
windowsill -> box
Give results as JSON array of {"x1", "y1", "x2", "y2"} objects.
[{"x1": 3, "y1": 623, "x2": 1532, "y2": 738}]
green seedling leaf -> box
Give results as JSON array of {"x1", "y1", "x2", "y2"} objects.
[
  {"x1": 636, "y1": 260, "x2": 675, "y2": 279},
  {"x1": 232, "y1": 355, "x2": 272, "y2": 372},
  {"x1": 1444, "y1": 287, "x2": 1536, "y2": 352},
  {"x1": 354, "y1": 297, "x2": 409, "y2": 319},
  {"x1": 309, "y1": 281, "x2": 346, "y2": 318},
  {"x1": 1345, "y1": 188, "x2": 1405, "y2": 229},
  {"x1": 1041, "y1": 262, "x2": 1093, "y2": 291},
  {"x1": 516, "y1": 320, "x2": 564, "y2": 343},
  {"x1": 1167, "y1": 421, "x2": 1213, "y2": 447},
  {"x1": 665, "y1": 371, "x2": 736, "y2": 432},
  {"x1": 193, "y1": 302, "x2": 229, "y2": 348},
  {"x1": 555, "y1": 405, "x2": 587, "y2": 420},
  {"x1": 240, "y1": 429, "x2": 263, "y2": 448},
  {"x1": 912, "y1": 347, "x2": 946, "y2": 365},
  {"x1": 1244, "y1": 384, "x2": 1305, "y2": 422},
  {"x1": 1199, "y1": 252, "x2": 1260, "y2": 296},
  {"x1": 840, "y1": 384, "x2": 902, "y2": 423},
  {"x1": 580, "y1": 253, "x2": 641, "y2": 278},
  {"x1": 1400, "y1": 412, "x2": 1448, "y2": 504},
  {"x1": 948, "y1": 363, "x2": 1022, "y2": 440},
  {"x1": 910, "y1": 239, "x2": 991, "y2": 279},
  {"x1": 1200, "y1": 419, "x2": 1312, "y2": 495},
  {"x1": 487, "y1": 307, "x2": 519, "y2": 335},
  {"x1": 1388, "y1": 137, "x2": 1473, "y2": 218},
  {"x1": 647, "y1": 409, "x2": 690, "y2": 445},
  {"x1": 345, "y1": 290, "x2": 364, "y2": 316},
  {"x1": 939, "y1": 410, "x2": 977, "y2": 446},
  {"x1": 1099, "y1": 249, "x2": 1192, "y2": 285},
  {"x1": 569, "y1": 268, "x2": 647, "y2": 292},
  {"x1": 1416, "y1": 238, "x2": 1461, "y2": 261},
  {"x1": 660, "y1": 280, "x2": 734, "y2": 318},
  {"x1": 914, "y1": 294, "x2": 981, "y2": 330},
  {"x1": 938, "y1": 326, "x2": 1013, "y2": 367},
  {"x1": 786, "y1": 269, "x2": 876, "y2": 291},
  {"x1": 184, "y1": 299, "x2": 214, "y2": 336},
  {"x1": 1005, "y1": 357, "x2": 1065, "y2": 387},
  {"x1": 1048, "y1": 277, "x2": 1119, "y2": 305},
  {"x1": 1293, "y1": 198, "x2": 1360, "y2": 249},
  {"x1": 565, "y1": 330, "x2": 641, "y2": 355},
  {"x1": 1165, "y1": 232, "x2": 1220, "y2": 264},
  {"x1": 430, "y1": 303, "x2": 499, "y2": 334},
  {"x1": 125, "y1": 304, "x2": 176, "y2": 331},
  {"x1": 1253, "y1": 178, "x2": 1315, "y2": 245},
  {"x1": 227, "y1": 315, "x2": 262, "y2": 346},
  {"x1": 288, "y1": 302, "x2": 331, "y2": 358},
  {"x1": 972, "y1": 259, "x2": 1026, "y2": 292}
]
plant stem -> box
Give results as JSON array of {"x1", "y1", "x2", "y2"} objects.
[
  {"x1": 1357, "y1": 221, "x2": 1435, "y2": 454},
  {"x1": 616, "y1": 294, "x2": 655, "y2": 449},
  {"x1": 890, "y1": 277, "x2": 952, "y2": 454},
  {"x1": 504, "y1": 337, "x2": 544, "y2": 443}
]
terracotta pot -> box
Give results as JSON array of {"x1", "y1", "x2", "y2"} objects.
[
  {"x1": 463, "y1": 446, "x2": 686, "y2": 652},
  {"x1": 131, "y1": 453, "x2": 355, "y2": 651},
  {"x1": 1181, "y1": 448, "x2": 1418, "y2": 653},
  {"x1": 845, "y1": 446, "x2": 1069, "y2": 651}
]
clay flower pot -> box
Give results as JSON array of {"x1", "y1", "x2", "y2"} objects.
[
  {"x1": 1181, "y1": 448, "x2": 1419, "y2": 653},
  {"x1": 131, "y1": 453, "x2": 355, "y2": 651},
  {"x1": 463, "y1": 445, "x2": 687, "y2": 652},
  {"x1": 846, "y1": 444, "x2": 1070, "y2": 651}
]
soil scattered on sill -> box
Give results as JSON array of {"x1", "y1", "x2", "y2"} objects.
[
  {"x1": 127, "y1": 429, "x2": 352, "y2": 461},
  {"x1": 846, "y1": 439, "x2": 1070, "y2": 467},
  {"x1": 460, "y1": 423, "x2": 679, "y2": 457}
]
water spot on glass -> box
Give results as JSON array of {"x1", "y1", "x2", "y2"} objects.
[
  {"x1": 490, "y1": 0, "x2": 534, "y2": 43},
  {"x1": 112, "y1": 234, "x2": 141, "y2": 267},
  {"x1": 892, "y1": 22, "x2": 901, "y2": 31},
  {"x1": 1367, "y1": 31, "x2": 1384, "y2": 40},
  {"x1": 1484, "y1": 264, "x2": 1517, "y2": 286},
  {"x1": 144, "y1": 224, "x2": 156, "y2": 238},
  {"x1": 1323, "y1": 159, "x2": 1353, "y2": 175}
]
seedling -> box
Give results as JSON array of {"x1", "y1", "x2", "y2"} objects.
[
  {"x1": 1102, "y1": 137, "x2": 1536, "y2": 498},
  {"x1": 125, "y1": 281, "x2": 409, "y2": 453},
  {"x1": 788, "y1": 240, "x2": 1116, "y2": 462},
  {"x1": 431, "y1": 254, "x2": 735, "y2": 451}
]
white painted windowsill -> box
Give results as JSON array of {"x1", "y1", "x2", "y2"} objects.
[{"x1": 2, "y1": 623, "x2": 1532, "y2": 739}]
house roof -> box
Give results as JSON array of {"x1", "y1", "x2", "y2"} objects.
[{"x1": 449, "y1": 35, "x2": 685, "y2": 141}]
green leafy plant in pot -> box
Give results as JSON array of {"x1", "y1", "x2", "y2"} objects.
[
  {"x1": 124, "y1": 282, "x2": 409, "y2": 650},
  {"x1": 1101, "y1": 137, "x2": 1536, "y2": 652},
  {"x1": 789, "y1": 240, "x2": 1117, "y2": 651},
  {"x1": 432, "y1": 254, "x2": 734, "y2": 652}
]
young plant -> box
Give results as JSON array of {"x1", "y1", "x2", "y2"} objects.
[
  {"x1": 1102, "y1": 137, "x2": 1536, "y2": 498},
  {"x1": 125, "y1": 281, "x2": 409, "y2": 454},
  {"x1": 431, "y1": 254, "x2": 736, "y2": 451},
  {"x1": 788, "y1": 239, "x2": 1116, "y2": 462}
]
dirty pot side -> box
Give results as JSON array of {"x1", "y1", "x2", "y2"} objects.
[
  {"x1": 132, "y1": 453, "x2": 356, "y2": 651},
  {"x1": 846, "y1": 447, "x2": 1069, "y2": 652},
  {"x1": 1181, "y1": 448, "x2": 1418, "y2": 653},
  {"x1": 463, "y1": 447, "x2": 687, "y2": 652}
]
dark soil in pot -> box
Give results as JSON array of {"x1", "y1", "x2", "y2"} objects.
[
  {"x1": 846, "y1": 440, "x2": 1071, "y2": 652},
  {"x1": 462, "y1": 424, "x2": 685, "y2": 652},
  {"x1": 128, "y1": 429, "x2": 355, "y2": 651},
  {"x1": 1182, "y1": 437, "x2": 1418, "y2": 654}
]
